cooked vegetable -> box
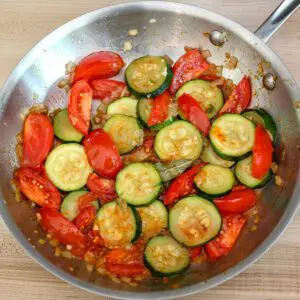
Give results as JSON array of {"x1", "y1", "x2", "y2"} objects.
[
  {"x1": 144, "y1": 235, "x2": 190, "y2": 276},
  {"x1": 176, "y1": 79, "x2": 223, "y2": 119},
  {"x1": 72, "y1": 51, "x2": 125, "y2": 84},
  {"x1": 103, "y1": 115, "x2": 144, "y2": 154},
  {"x1": 169, "y1": 49, "x2": 210, "y2": 95},
  {"x1": 22, "y1": 113, "x2": 54, "y2": 167},
  {"x1": 137, "y1": 200, "x2": 168, "y2": 240},
  {"x1": 194, "y1": 164, "x2": 235, "y2": 197},
  {"x1": 95, "y1": 201, "x2": 141, "y2": 248},
  {"x1": 68, "y1": 80, "x2": 93, "y2": 135},
  {"x1": 252, "y1": 124, "x2": 274, "y2": 179},
  {"x1": 189, "y1": 246, "x2": 203, "y2": 261},
  {"x1": 242, "y1": 108, "x2": 276, "y2": 143},
  {"x1": 60, "y1": 190, "x2": 99, "y2": 221},
  {"x1": 209, "y1": 114, "x2": 255, "y2": 160},
  {"x1": 169, "y1": 196, "x2": 222, "y2": 246},
  {"x1": 54, "y1": 109, "x2": 83, "y2": 142},
  {"x1": 45, "y1": 143, "x2": 92, "y2": 191},
  {"x1": 148, "y1": 91, "x2": 171, "y2": 126},
  {"x1": 154, "y1": 120, "x2": 203, "y2": 161},
  {"x1": 236, "y1": 155, "x2": 272, "y2": 188},
  {"x1": 177, "y1": 93, "x2": 211, "y2": 136},
  {"x1": 106, "y1": 97, "x2": 138, "y2": 117},
  {"x1": 125, "y1": 56, "x2": 173, "y2": 98},
  {"x1": 83, "y1": 129, "x2": 123, "y2": 179},
  {"x1": 14, "y1": 166, "x2": 61, "y2": 210},
  {"x1": 115, "y1": 162, "x2": 162, "y2": 206}
]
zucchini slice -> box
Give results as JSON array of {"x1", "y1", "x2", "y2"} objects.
[
  {"x1": 96, "y1": 201, "x2": 141, "y2": 248},
  {"x1": 103, "y1": 115, "x2": 144, "y2": 154},
  {"x1": 53, "y1": 109, "x2": 83, "y2": 142},
  {"x1": 106, "y1": 97, "x2": 138, "y2": 117},
  {"x1": 125, "y1": 56, "x2": 173, "y2": 98},
  {"x1": 144, "y1": 235, "x2": 190, "y2": 277},
  {"x1": 176, "y1": 80, "x2": 223, "y2": 119},
  {"x1": 209, "y1": 114, "x2": 255, "y2": 160},
  {"x1": 201, "y1": 142, "x2": 235, "y2": 168},
  {"x1": 137, "y1": 201, "x2": 168, "y2": 240},
  {"x1": 235, "y1": 155, "x2": 272, "y2": 188},
  {"x1": 242, "y1": 108, "x2": 277, "y2": 143},
  {"x1": 169, "y1": 196, "x2": 222, "y2": 247},
  {"x1": 116, "y1": 163, "x2": 162, "y2": 206},
  {"x1": 45, "y1": 144, "x2": 92, "y2": 191},
  {"x1": 194, "y1": 164, "x2": 235, "y2": 197},
  {"x1": 154, "y1": 120, "x2": 203, "y2": 161},
  {"x1": 137, "y1": 98, "x2": 176, "y2": 130},
  {"x1": 60, "y1": 191, "x2": 99, "y2": 221}
]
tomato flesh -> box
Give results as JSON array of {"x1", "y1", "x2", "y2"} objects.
[
  {"x1": 74, "y1": 205, "x2": 97, "y2": 232},
  {"x1": 148, "y1": 91, "x2": 171, "y2": 126},
  {"x1": 22, "y1": 113, "x2": 54, "y2": 167},
  {"x1": 68, "y1": 80, "x2": 93, "y2": 135},
  {"x1": 83, "y1": 129, "x2": 123, "y2": 179},
  {"x1": 189, "y1": 246, "x2": 202, "y2": 261}
]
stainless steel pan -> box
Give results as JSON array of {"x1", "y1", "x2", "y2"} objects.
[{"x1": 0, "y1": 1, "x2": 299, "y2": 299}]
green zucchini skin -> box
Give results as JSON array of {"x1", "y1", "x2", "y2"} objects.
[{"x1": 131, "y1": 206, "x2": 142, "y2": 243}]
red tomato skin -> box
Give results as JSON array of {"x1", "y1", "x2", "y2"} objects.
[
  {"x1": 14, "y1": 167, "x2": 60, "y2": 210},
  {"x1": 189, "y1": 246, "x2": 203, "y2": 261},
  {"x1": 39, "y1": 207, "x2": 88, "y2": 250},
  {"x1": 252, "y1": 124, "x2": 273, "y2": 179},
  {"x1": 68, "y1": 80, "x2": 93, "y2": 135},
  {"x1": 22, "y1": 113, "x2": 54, "y2": 167},
  {"x1": 83, "y1": 129, "x2": 123, "y2": 179},
  {"x1": 74, "y1": 205, "x2": 97, "y2": 232},
  {"x1": 204, "y1": 214, "x2": 247, "y2": 259},
  {"x1": 177, "y1": 93, "x2": 211, "y2": 136},
  {"x1": 87, "y1": 173, "x2": 116, "y2": 205},
  {"x1": 148, "y1": 91, "x2": 171, "y2": 126},
  {"x1": 169, "y1": 49, "x2": 210, "y2": 95},
  {"x1": 164, "y1": 163, "x2": 206, "y2": 205},
  {"x1": 214, "y1": 188, "x2": 257, "y2": 214},
  {"x1": 72, "y1": 51, "x2": 125, "y2": 84},
  {"x1": 90, "y1": 79, "x2": 128, "y2": 104},
  {"x1": 219, "y1": 76, "x2": 251, "y2": 115}
]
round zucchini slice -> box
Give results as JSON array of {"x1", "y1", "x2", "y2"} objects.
[
  {"x1": 137, "y1": 200, "x2": 168, "y2": 240},
  {"x1": 106, "y1": 97, "x2": 138, "y2": 117},
  {"x1": 169, "y1": 196, "x2": 222, "y2": 247},
  {"x1": 209, "y1": 114, "x2": 255, "y2": 160},
  {"x1": 53, "y1": 109, "x2": 83, "y2": 142},
  {"x1": 154, "y1": 120, "x2": 203, "y2": 161},
  {"x1": 235, "y1": 155, "x2": 273, "y2": 188},
  {"x1": 242, "y1": 108, "x2": 277, "y2": 143},
  {"x1": 60, "y1": 191, "x2": 99, "y2": 221},
  {"x1": 125, "y1": 56, "x2": 173, "y2": 98},
  {"x1": 115, "y1": 163, "x2": 162, "y2": 206},
  {"x1": 96, "y1": 201, "x2": 141, "y2": 248},
  {"x1": 103, "y1": 115, "x2": 144, "y2": 154},
  {"x1": 201, "y1": 142, "x2": 235, "y2": 168},
  {"x1": 144, "y1": 235, "x2": 190, "y2": 277},
  {"x1": 45, "y1": 144, "x2": 92, "y2": 191},
  {"x1": 176, "y1": 80, "x2": 223, "y2": 119},
  {"x1": 194, "y1": 164, "x2": 235, "y2": 197}
]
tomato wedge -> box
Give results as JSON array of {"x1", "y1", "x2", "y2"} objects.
[
  {"x1": 22, "y1": 113, "x2": 54, "y2": 167},
  {"x1": 177, "y1": 93, "x2": 211, "y2": 136},
  {"x1": 72, "y1": 51, "x2": 125, "y2": 84},
  {"x1": 164, "y1": 163, "x2": 206, "y2": 205},
  {"x1": 68, "y1": 80, "x2": 93, "y2": 135},
  {"x1": 83, "y1": 129, "x2": 123, "y2": 179},
  {"x1": 148, "y1": 91, "x2": 171, "y2": 126},
  {"x1": 169, "y1": 49, "x2": 210, "y2": 95},
  {"x1": 219, "y1": 76, "x2": 251, "y2": 115},
  {"x1": 87, "y1": 173, "x2": 116, "y2": 205},
  {"x1": 90, "y1": 79, "x2": 128, "y2": 104},
  {"x1": 252, "y1": 124, "x2": 273, "y2": 179},
  {"x1": 39, "y1": 207, "x2": 89, "y2": 255},
  {"x1": 189, "y1": 246, "x2": 202, "y2": 261},
  {"x1": 204, "y1": 214, "x2": 247, "y2": 259},
  {"x1": 214, "y1": 188, "x2": 257, "y2": 214},
  {"x1": 14, "y1": 167, "x2": 60, "y2": 210},
  {"x1": 74, "y1": 206, "x2": 97, "y2": 232}
]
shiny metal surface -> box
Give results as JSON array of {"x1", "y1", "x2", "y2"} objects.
[{"x1": 0, "y1": 1, "x2": 300, "y2": 299}]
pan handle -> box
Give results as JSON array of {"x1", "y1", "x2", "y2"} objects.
[{"x1": 254, "y1": 0, "x2": 299, "y2": 43}]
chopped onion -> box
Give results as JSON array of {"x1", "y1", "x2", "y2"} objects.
[{"x1": 201, "y1": 49, "x2": 211, "y2": 59}]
